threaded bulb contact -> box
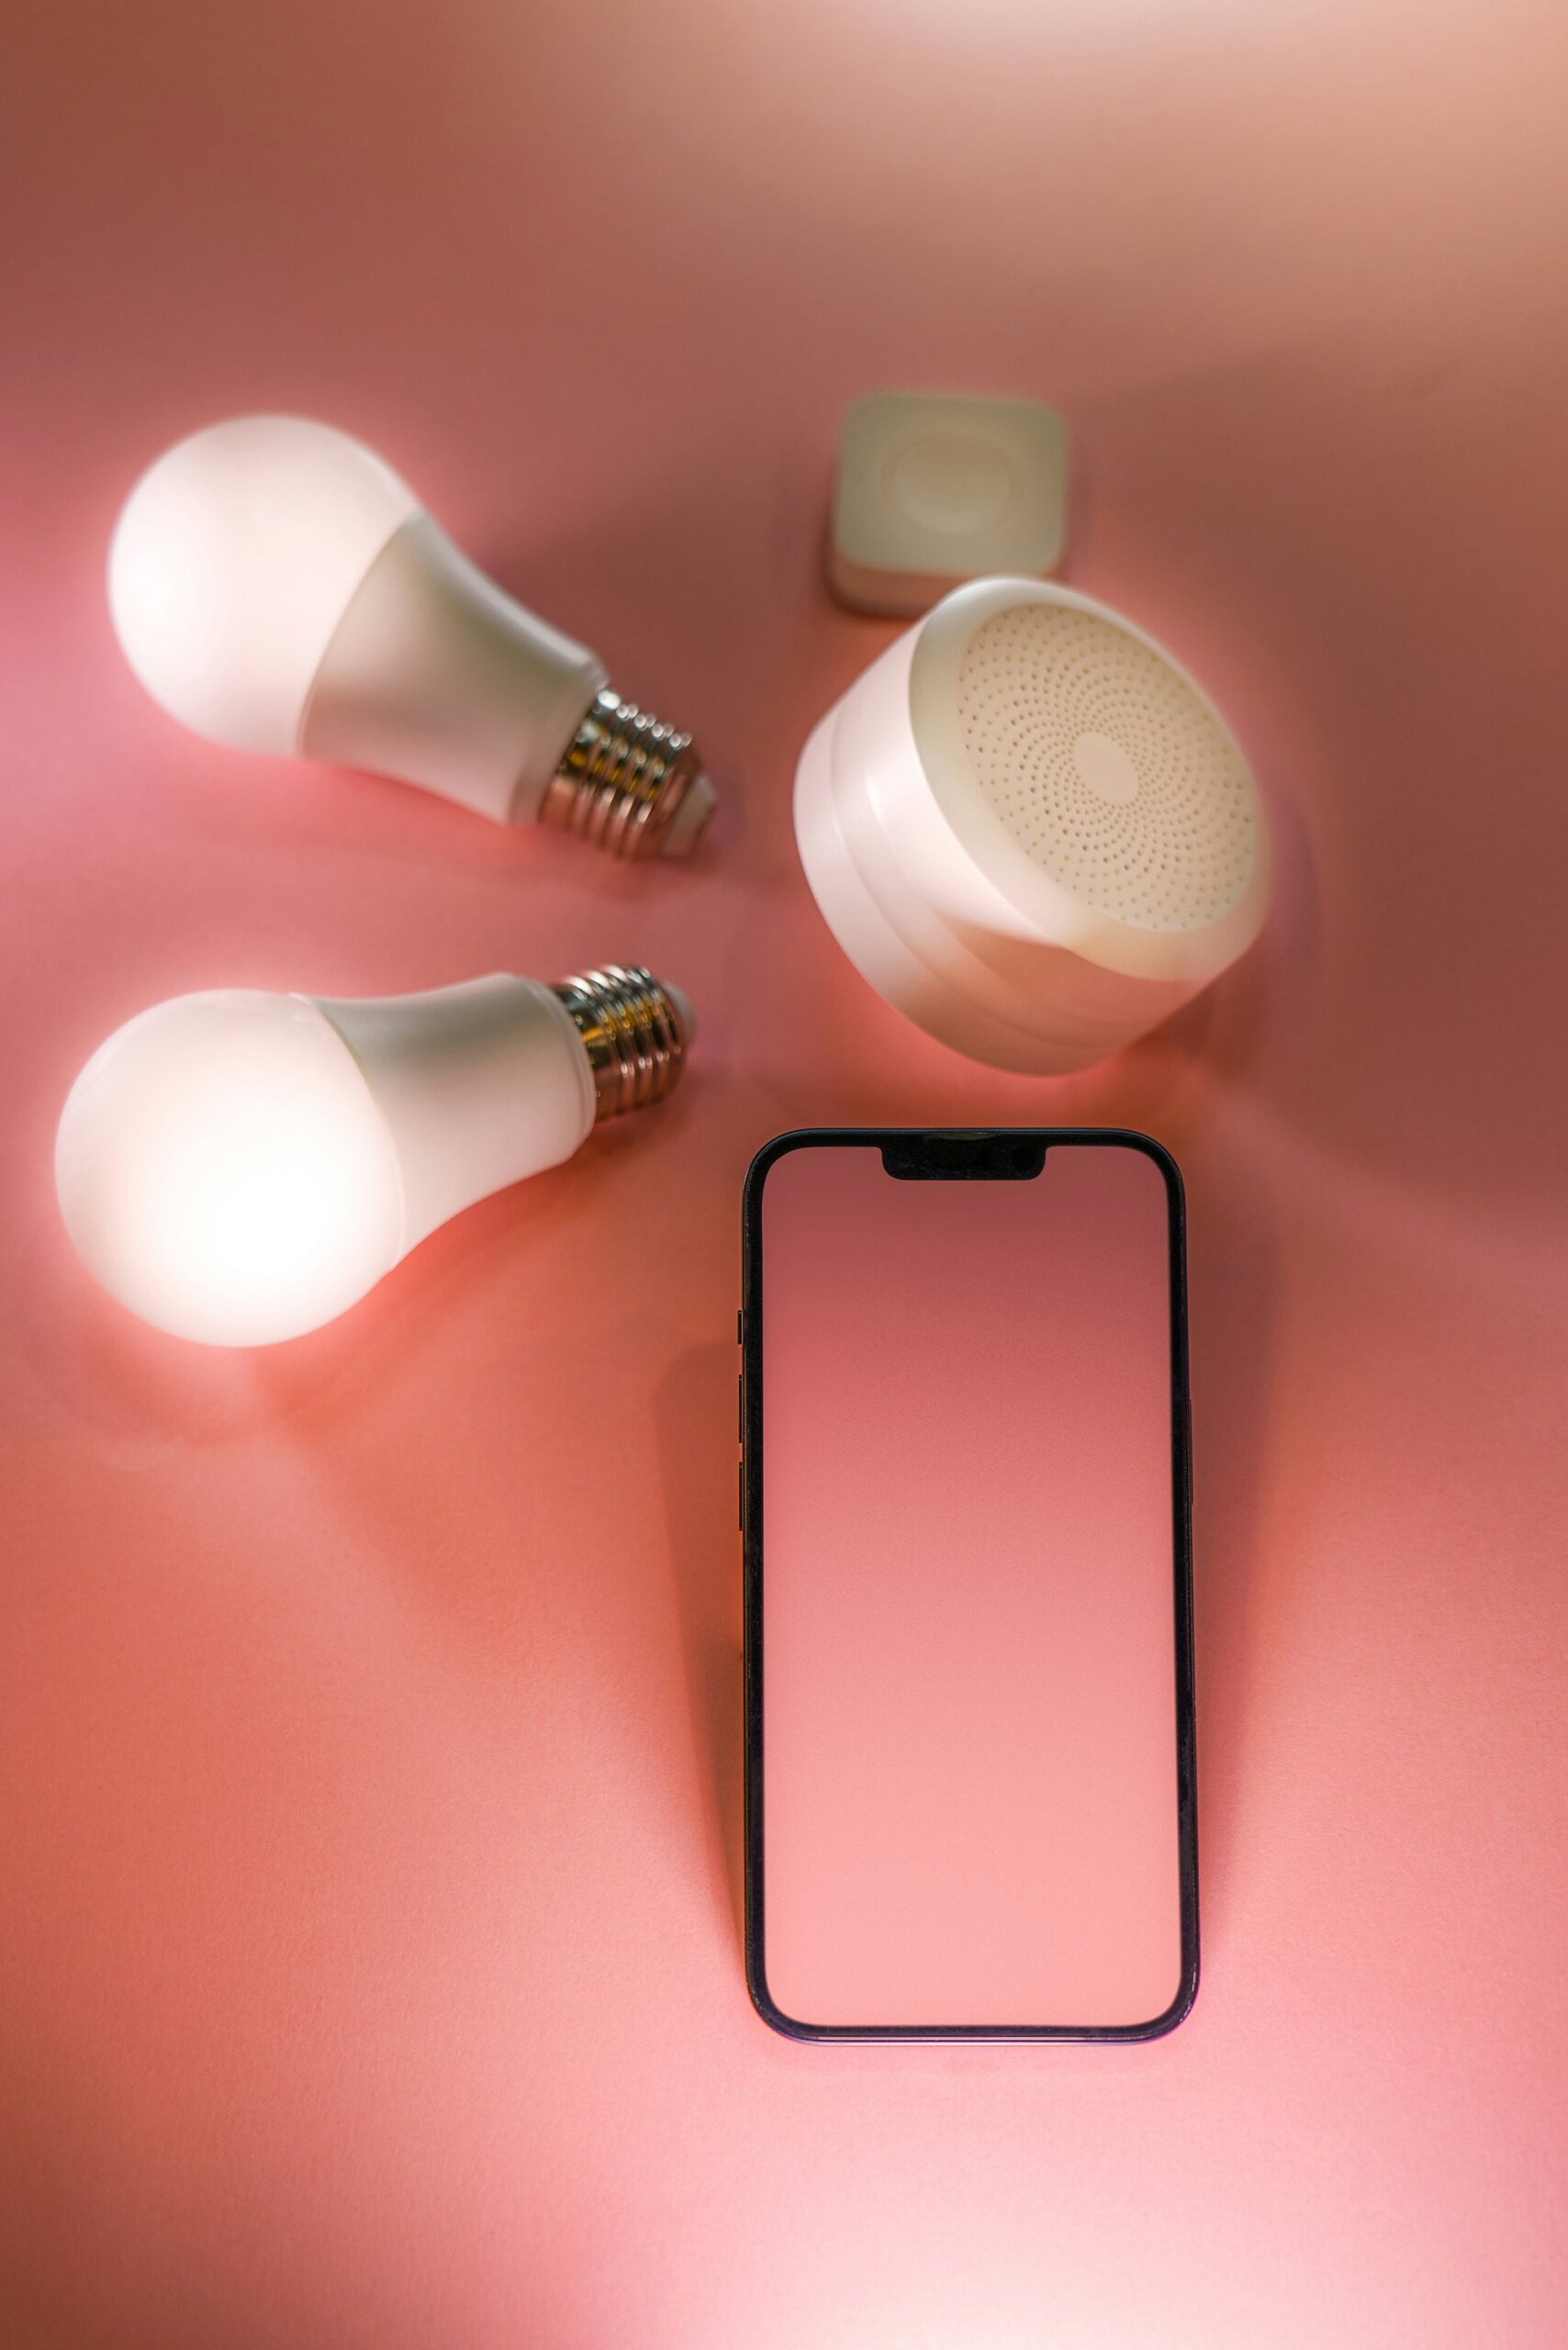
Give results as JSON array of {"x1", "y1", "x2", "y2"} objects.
[
  {"x1": 541, "y1": 688, "x2": 714, "y2": 861},
  {"x1": 552, "y1": 965, "x2": 691, "y2": 1122}
]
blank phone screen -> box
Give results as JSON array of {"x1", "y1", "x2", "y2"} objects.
[{"x1": 753, "y1": 1136, "x2": 1190, "y2": 2035}]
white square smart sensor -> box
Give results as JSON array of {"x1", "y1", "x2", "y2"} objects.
[{"x1": 828, "y1": 391, "x2": 1069, "y2": 617}]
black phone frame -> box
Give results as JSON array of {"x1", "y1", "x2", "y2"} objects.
[{"x1": 740, "y1": 1126, "x2": 1200, "y2": 2043}]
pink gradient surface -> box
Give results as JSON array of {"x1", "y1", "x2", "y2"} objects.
[
  {"x1": 3, "y1": 0, "x2": 1567, "y2": 2343},
  {"x1": 759, "y1": 1141, "x2": 1182, "y2": 2031}
]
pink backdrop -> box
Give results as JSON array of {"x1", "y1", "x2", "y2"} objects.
[{"x1": 3, "y1": 0, "x2": 1565, "y2": 2341}]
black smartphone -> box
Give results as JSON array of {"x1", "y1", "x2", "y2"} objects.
[{"x1": 741, "y1": 1127, "x2": 1197, "y2": 2042}]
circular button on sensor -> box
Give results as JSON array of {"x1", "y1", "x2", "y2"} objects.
[
  {"x1": 886, "y1": 434, "x2": 1020, "y2": 537},
  {"x1": 1071, "y1": 729, "x2": 1140, "y2": 805}
]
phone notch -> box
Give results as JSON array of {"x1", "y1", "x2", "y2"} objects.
[{"x1": 880, "y1": 1131, "x2": 1047, "y2": 1182}]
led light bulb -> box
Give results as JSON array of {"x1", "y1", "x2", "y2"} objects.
[
  {"x1": 108, "y1": 417, "x2": 715, "y2": 859},
  {"x1": 56, "y1": 967, "x2": 691, "y2": 1345}
]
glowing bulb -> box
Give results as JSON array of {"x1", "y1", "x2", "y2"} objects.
[
  {"x1": 108, "y1": 417, "x2": 715, "y2": 859},
  {"x1": 56, "y1": 968, "x2": 691, "y2": 1345}
]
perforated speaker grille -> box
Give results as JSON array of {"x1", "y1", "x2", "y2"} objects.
[{"x1": 955, "y1": 603, "x2": 1257, "y2": 932}]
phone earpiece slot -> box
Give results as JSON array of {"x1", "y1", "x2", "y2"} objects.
[{"x1": 880, "y1": 1133, "x2": 1047, "y2": 1181}]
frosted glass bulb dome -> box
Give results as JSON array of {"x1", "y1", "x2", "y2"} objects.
[
  {"x1": 57, "y1": 968, "x2": 691, "y2": 1346},
  {"x1": 108, "y1": 418, "x2": 419, "y2": 756},
  {"x1": 107, "y1": 417, "x2": 714, "y2": 859}
]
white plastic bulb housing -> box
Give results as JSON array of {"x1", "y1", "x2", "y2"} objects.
[
  {"x1": 56, "y1": 969, "x2": 692, "y2": 1346},
  {"x1": 108, "y1": 417, "x2": 714, "y2": 857}
]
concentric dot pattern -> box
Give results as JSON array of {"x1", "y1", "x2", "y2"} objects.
[{"x1": 955, "y1": 604, "x2": 1257, "y2": 932}]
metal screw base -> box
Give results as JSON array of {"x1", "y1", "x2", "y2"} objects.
[
  {"x1": 542, "y1": 688, "x2": 711, "y2": 860},
  {"x1": 552, "y1": 966, "x2": 690, "y2": 1122}
]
